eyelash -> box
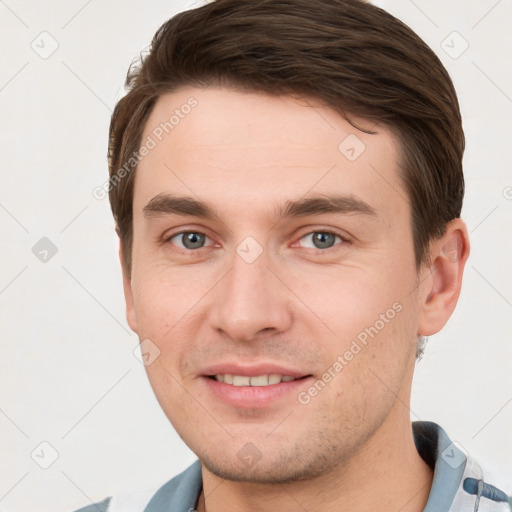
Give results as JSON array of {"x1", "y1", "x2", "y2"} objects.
[
  {"x1": 164, "y1": 229, "x2": 350, "y2": 253},
  {"x1": 294, "y1": 231, "x2": 348, "y2": 250}
]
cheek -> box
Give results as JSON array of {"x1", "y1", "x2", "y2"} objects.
[
  {"x1": 131, "y1": 263, "x2": 212, "y2": 336},
  {"x1": 130, "y1": 274, "x2": 196, "y2": 407},
  {"x1": 289, "y1": 263, "x2": 418, "y2": 381},
  {"x1": 129, "y1": 265, "x2": 222, "y2": 400},
  {"x1": 288, "y1": 264, "x2": 405, "y2": 334},
  {"x1": 131, "y1": 280, "x2": 170, "y2": 338},
  {"x1": 306, "y1": 297, "x2": 416, "y2": 426}
]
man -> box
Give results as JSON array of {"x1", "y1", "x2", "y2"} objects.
[{"x1": 74, "y1": 0, "x2": 510, "y2": 510}]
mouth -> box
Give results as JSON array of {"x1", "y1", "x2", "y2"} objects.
[
  {"x1": 202, "y1": 373, "x2": 314, "y2": 408},
  {"x1": 207, "y1": 374, "x2": 311, "y2": 386}
]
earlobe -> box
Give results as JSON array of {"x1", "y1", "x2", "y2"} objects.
[
  {"x1": 417, "y1": 219, "x2": 470, "y2": 336},
  {"x1": 119, "y1": 240, "x2": 138, "y2": 334}
]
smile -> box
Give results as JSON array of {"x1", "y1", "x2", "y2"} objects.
[{"x1": 209, "y1": 374, "x2": 301, "y2": 386}]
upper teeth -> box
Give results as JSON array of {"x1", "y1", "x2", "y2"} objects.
[{"x1": 214, "y1": 374, "x2": 297, "y2": 386}]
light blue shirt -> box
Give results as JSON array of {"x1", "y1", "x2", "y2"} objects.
[{"x1": 72, "y1": 421, "x2": 511, "y2": 512}]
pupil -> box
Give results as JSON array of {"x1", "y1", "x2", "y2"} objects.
[
  {"x1": 183, "y1": 232, "x2": 204, "y2": 249},
  {"x1": 314, "y1": 232, "x2": 334, "y2": 249}
]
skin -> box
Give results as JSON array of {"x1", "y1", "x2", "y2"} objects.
[{"x1": 121, "y1": 86, "x2": 470, "y2": 512}]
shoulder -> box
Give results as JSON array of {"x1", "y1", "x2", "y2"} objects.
[{"x1": 67, "y1": 460, "x2": 202, "y2": 512}]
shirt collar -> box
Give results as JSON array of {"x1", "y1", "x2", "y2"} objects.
[{"x1": 414, "y1": 421, "x2": 510, "y2": 512}]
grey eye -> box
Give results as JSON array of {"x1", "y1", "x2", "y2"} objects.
[
  {"x1": 300, "y1": 232, "x2": 341, "y2": 249},
  {"x1": 171, "y1": 232, "x2": 208, "y2": 250}
]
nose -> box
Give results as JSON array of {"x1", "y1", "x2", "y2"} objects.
[{"x1": 209, "y1": 248, "x2": 294, "y2": 342}]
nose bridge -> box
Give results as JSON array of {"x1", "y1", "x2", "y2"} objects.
[{"x1": 211, "y1": 244, "x2": 292, "y2": 340}]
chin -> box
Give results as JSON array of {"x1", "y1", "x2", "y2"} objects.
[{"x1": 196, "y1": 440, "x2": 345, "y2": 484}]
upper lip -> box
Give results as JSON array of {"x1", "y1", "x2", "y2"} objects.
[{"x1": 200, "y1": 362, "x2": 310, "y2": 379}]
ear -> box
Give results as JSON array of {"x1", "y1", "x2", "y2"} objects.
[
  {"x1": 417, "y1": 218, "x2": 470, "y2": 336},
  {"x1": 119, "y1": 238, "x2": 138, "y2": 334}
]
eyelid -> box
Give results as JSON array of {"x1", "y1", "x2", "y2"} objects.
[
  {"x1": 161, "y1": 226, "x2": 351, "y2": 251},
  {"x1": 292, "y1": 228, "x2": 351, "y2": 248},
  {"x1": 163, "y1": 228, "x2": 217, "y2": 249}
]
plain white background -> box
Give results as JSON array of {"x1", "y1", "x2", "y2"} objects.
[{"x1": 0, "y1": 1, "x2": 511, "y2": 510}]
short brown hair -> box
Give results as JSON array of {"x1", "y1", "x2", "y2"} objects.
[{"x1": 108, "y1": 0, "x2": 465, "y2": 275}]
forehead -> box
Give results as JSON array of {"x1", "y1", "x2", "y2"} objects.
[{"x1": 134, "y1": 86, "x2": 408, "y2": 222}]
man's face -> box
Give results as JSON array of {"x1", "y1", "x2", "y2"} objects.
[{"x1": 124, "y1": 86, "x2": 424, "y2": 482}]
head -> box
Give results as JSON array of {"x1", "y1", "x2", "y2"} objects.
[{"x1": 109, "y1": 0, "x2": 469, "y2": 484}]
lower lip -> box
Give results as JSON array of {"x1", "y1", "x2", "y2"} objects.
[{"x1": 202, "y1": 376, "x2": 313, "y2": 408}]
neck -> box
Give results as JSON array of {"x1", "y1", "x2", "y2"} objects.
[{"x1": 197, "y1": 411, "x2": 433, "y2": 512}]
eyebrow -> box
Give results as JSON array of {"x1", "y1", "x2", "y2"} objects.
[
  {"x1": 278, "y1": 195, "x2": 377, "y2": 218},
  {"x1": 142, "y1": 193, "x2": 377, "y2": 221}
]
